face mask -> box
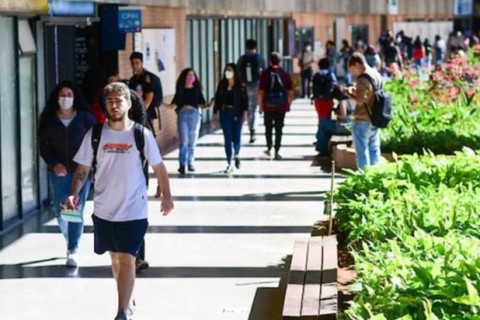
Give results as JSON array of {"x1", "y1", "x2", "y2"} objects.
[
  {"x1": 225, "y1": 71, "x2": 234, "y2": 79},
  {"x1": 58, "y1": 97, "x2": 74, "y2": 110},
  {"x1": 186, "y1": 75, "x2": 196, "y2": 85}
]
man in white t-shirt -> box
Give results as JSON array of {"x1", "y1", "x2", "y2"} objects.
[{"x1": 67, "y1": 82, "x2": 174, "y2": 320}]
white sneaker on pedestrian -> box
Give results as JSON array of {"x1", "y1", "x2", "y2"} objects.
[
  {"x1": 224, "y1": 164, "x2": 234, "y2": 173},
  {"x1": 66, "y1": 250, "x2": 78, "y2": 268}
]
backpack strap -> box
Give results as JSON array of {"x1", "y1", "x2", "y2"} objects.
[
  {"x1": 358, "y1": 73, "x2": 378, "y2": 121},
  {"x1": 133, "y1": 122, "x2": 149, "y2": 186},
  {"x1": 91, "y1": 123, "x2": 103, "y2": 176}
]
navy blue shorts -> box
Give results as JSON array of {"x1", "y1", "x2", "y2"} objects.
[{"x1": 91, "y1": 214, "x2": 148, "y2": 256}]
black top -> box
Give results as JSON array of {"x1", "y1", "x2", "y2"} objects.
[
  {"x1": 171, "y1": 87, "x2": 206, "y2": 112},
  {"x1": 38, "y1": 110, "x2": 96, "y2": 173},
  {"x1": 213, "y1": 82, "x2": 249, "y2": 119},
  {"x1": 224, "y1": 89, "x2": 234, "y2": 106},
  {"x1": 128, "y1": 70, "x2": 154, "y2": 99}
]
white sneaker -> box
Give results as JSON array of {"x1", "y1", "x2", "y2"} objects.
[
  {"x1": 115, "y1": 300, "x2": 136, "y2": 320},
  {"x1": 224, "y1": 164, "x2": 234, "y2": 173},
  {"x1": 66, "y1": 250, "x2": 78, "y2": 268}
]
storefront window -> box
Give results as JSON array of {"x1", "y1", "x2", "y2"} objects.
[{"x1": 0, "y1": 17, "x2": 20, "y2": 224}]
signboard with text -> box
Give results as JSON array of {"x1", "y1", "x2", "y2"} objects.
[
  {"x1": 454, "y1": 0, "x2": 473, "y2": 15},
  {"x1": 0, "y1": 0, "x2": 48, "y2": 14},
  {"x1": 118, "y1": 7, "x2": 142, "y2": 33}
]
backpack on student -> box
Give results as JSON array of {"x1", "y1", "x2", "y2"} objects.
[
  {"x1": 385, "y1": 45, "x2": 399, "y2": 65},
  {"x1": 146, "y1": 71, "x2": 164, "y2": 119},
  {"x1": 312, "y1": 72, "x2": 335, "y2": 99},
  {"x1": 91, "y1": 122, "x2": 148, "y2": 186},
  {"x1": 264, "y1": 70, "x2": 288, "y2": 107},
  {"x1": 359, "y1": 73, "x2": 393, "y2": 129},
  {"x1": 240, "y1": 54, "x2": 260, "y2": 84}
]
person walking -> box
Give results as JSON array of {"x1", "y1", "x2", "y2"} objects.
[
  {"x1": 345, "y1": 52, "x2": 384, "y2": 170},
  {"x1": 311, "y1": 58, "x2": 338, "y2": 157},
  {"x1": 212, "y1": 63, "x2": 249, "y2": 173},
  {"x1": 237, "y1": 39, "x2": 266, "y2": 143},
  {"x1": 168, "y1": 68, "x2": 208, "y2": 175},
  {"x1": 413, "y1": 36, "x2": 425, "y2": 69},
  {"x1": 340, "y1": 39, "x2": 354, "y2": 85},
  {"x1": 129, "y1": 52, "x2": 163, "y2": 137},
  {"x1": 298, "y1": 42, "x2": 315, "y2": 98},
  {"x1": 38, "y1": 81, "x2": 96, "y2": 268},
  {"x1": 258, "y1": 52, "x2": 294, "y2": 160},
  {"x1": 67, "y1": 82, "x2": 174, "y2": 320}
]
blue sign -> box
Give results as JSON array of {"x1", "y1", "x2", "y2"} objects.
[
  {"x1": 50, "y1": 0, "x2": 96, "y2": 16},
  {"x1": 118, "y1": 8, "x2": 142, "y2": 33}
]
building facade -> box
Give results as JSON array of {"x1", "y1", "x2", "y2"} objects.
[{"x1": 0, "y1": 0, "x2": 458, "y2": 231}]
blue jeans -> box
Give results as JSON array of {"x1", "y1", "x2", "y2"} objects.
[
  {"x1": 316, "y1": 118, "x2": 336, "y2": 155},
  {"x1": 219, "y1": 108, "x2": 243, "y2": 164},
  {"x1": 246, "y1": 84, "x2": 259, "y2": 135},
  {"x1": 178, "y1": 108, "x2": 201, "y2": 167},
  {"x1": 48, "y1": 171, "x2": 91, "y2": 252},
  {"x1": 352, "y1": 120, "x2": 381, "y2": 170}
]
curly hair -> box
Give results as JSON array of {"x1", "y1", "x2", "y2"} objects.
[
  {"x1": 40, "y1": 81, "x2": 90, "y2": 128},
  {"x1": 175, "y1": 68, "x2": 202, "y2": 90}
]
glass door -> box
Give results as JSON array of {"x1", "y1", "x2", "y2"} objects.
[{"x1": 19, "y1": 56, "x2": 38, "y2": 213}]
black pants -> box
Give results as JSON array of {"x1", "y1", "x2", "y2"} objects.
[
  {"x1": 264, "y1": 112, "x2": 286, "y2": 153},
  {"x1": 301, "y1": 68, "x2": 313, "y2": 98}
]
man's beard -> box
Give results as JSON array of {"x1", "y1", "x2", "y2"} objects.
[{"x1": 108, "y1": 112, "x2": 126, "y2": 122}]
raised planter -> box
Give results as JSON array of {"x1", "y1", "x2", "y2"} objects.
[{"x1": 332, "y1": 144, "x2": 397, "y2": 171}]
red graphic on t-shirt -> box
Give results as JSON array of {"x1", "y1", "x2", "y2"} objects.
[{"x1": 102, "y1": 143, "x2": 133, "y2": 153}]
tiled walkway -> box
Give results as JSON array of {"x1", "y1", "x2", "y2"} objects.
[{"x1": 0, "y1": 99, "x2": 335, "y2": 320}]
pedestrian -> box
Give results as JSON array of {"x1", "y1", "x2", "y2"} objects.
[
  {"x1": 237, "y1": 39, "x2": 267, "y2": 143},
  {"x1": 413, "y1": 36, "x2": 425, "y2": 68},
  {"x1": 344, "y1": 52, "x2": 384, "y2": 170},
  {"x1": 365, "y1": 45, "x2": 382, "y2": 71},
  {"x1": 298, "y1": 42, "x2": 315, "y2": 98},
  {"x1": 423, "y1": 38, "x2": 433, "y2": 70},
  {"x1": 434, "y1": 34, "x2": 446, "y2": 66},
  {"x1": 129, "y1": 52, "x2": 164, "y2": 137},
  {"x1": 38, "y1": 81, "x2": 96, "y2": 268},
  {"x1": 325, "y1": 40, "x2": 339, "y2": 76},
  {"x1": 258, "y1": 52, "x2": 294, "y2": 160},
  {"x1": 212, "y1": 63, "x2": 249, "y2": 173},
  {"x1": 311, "y1": 58, "x2": 337, "y2": 157},
  {"x1": 340, "y1": 39, "x2": 354, "y2": 85},
  {"x1": 168, "y1": 68, "x2": 208, "y2": 175},
  {"x1": 67, "y1": 82, "x2": 174, "y2": 320}
]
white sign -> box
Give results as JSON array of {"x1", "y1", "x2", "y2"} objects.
[
  {"x1": 454, "y1": 0, "x2": 473, "y2": 15},
  {"x1": 388, "y1": 0, "x2": 398, "y2": 14},
  {"x1": 135, "y1": 28, "x2": 176, "y2": 96}
]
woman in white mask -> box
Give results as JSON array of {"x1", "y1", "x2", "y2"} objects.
[
  {"x1": 212, "y1": 63, "x2": 249, "y2": 173},
  {"x1": 38, "y1": 81, "x2": 96, "y2": 268}
]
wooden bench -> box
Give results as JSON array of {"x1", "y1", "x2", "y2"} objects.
[
  {"x1": 282, "y1": 236, "x2": 338, "y2": 320},
  {"x1": 329, "y1": 135, "x2": 353, "y2": 153}
]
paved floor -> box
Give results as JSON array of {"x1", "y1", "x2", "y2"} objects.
[{"x1": 0, "y1": 99, "x2": 336, "y2": 320}]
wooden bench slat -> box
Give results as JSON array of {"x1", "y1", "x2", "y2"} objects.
[
  {"x1": 319, "y1": 283, "x2": 338, "y2": 319},
  {"x1": 319, "y1": 236, "x2": 338, "y2": 319},
  {"x1": 301, "y1": 237, "x2": 323, "y2": 318},
  {"x1": 283, "y1": 238, "x2": 309, "y2": 319}
]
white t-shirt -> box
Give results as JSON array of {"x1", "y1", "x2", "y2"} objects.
[{"x1": 74, "y1": 122, "x2": 162, "y2": 222}]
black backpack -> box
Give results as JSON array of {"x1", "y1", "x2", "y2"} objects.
[
  {"x1": 146, "y1": 71, "x2": 164, "y2": 119},
  {"x1": 385, "y1": 45, "x2": 399, "y2": 65},
  {"x1": 360, "y1": 74, "x2": 392, "y2": 129},
  {"x1": 312, "y1": 72, "x2": 334, "y2": 99},
  {"x1": 91, "y1": 122, "x2": 149, "y2": 185},
  {"x1": 241, "y1": 54, "x2": 260, "y2": 84},
  {"x1": 264, "y1": 70, "x2": 288, "y2": 107}
]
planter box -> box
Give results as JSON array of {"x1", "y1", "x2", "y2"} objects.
[{"x1": 332, "y1": 144, "x2": 397, "y2": 171}]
